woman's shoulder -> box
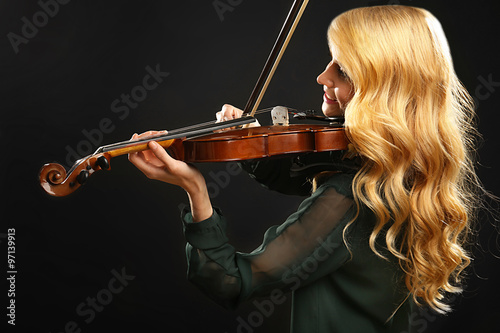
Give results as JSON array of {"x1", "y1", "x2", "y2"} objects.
[{"x1": 314, "y1": 171, "x2": 355, "y2": 199}]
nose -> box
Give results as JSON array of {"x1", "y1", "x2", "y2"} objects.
[{"x1": 317, "y1": 64, "x2": 333, "y2": 87}]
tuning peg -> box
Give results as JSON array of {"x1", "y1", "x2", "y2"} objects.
[
  {"x1": 96, "y1": 156, "x2": 110, "y2": 170},
  {"x1": 76, "y1": 170, "x2": 89, "y2": 184}
]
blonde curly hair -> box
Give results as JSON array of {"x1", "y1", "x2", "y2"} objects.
[{"x1": 328, "y1": 6, "x2": 480, "y2": 313}]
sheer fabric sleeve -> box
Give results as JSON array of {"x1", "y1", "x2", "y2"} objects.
[{"x1": 181, "y1": 173, "x2": 356, "y2": 309}]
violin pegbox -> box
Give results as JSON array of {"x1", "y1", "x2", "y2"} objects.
[
  {"x1": 271, "y1": 106, "x2": 289, "y2": 126},
  {"x1": 39, "y1": 153, "x2": 111, "y2": 197}
]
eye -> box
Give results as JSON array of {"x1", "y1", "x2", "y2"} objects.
[{"x1": 337, "y1": 66, "x2": 348, "y2": 78}]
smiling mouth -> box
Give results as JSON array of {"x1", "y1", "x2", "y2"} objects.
[{"x1": 323, "y1": 93, "x2": 337, "y2": 103}]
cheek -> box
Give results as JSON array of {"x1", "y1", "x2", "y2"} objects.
[{"x1": 335, "y1": 83, "x2": 354, "y2": 104}]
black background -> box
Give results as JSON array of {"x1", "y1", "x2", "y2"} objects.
[{"x1": 1, "y1": 0, "x2": 499, "y2": 332}]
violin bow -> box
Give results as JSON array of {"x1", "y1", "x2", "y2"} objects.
[{"x1": 244, "y1": 0, "x2": 310, "y2": 117}]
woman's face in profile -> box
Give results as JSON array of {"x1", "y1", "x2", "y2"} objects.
[{"x1": 317, "y1": 54, "x2": 353, "y2": 117}]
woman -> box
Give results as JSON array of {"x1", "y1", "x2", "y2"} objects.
[{"x1": 129, "y1": 6, "x2": 480, "y2": 332}]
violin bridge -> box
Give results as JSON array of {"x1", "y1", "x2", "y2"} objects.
[{"x1": 271, "y1": 106, "x2": 289, "y2": 126}]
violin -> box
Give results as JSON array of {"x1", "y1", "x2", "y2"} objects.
[
  {"x1": 39, "y1": 108, "x2": 347, "y2": 196},
  {"x1": 39, "y1": 0, "x2": 349, "y2": 197}
]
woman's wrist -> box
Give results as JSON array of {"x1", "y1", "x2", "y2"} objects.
[{"x1": 184, "y1": 176, "x2": 213, "y2": 222}]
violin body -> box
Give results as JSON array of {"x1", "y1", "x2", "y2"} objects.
[{"x1": 182, "y1": 124, "x2": 347, "y2": 162}]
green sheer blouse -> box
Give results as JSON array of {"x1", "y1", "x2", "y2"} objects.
[{"x1": 181, "y1": 152, "x2": 412, "y2": 332}]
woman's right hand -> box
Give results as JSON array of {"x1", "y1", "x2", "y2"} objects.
[
  {"x1": 215, "y1": 104, "x2": 260, "y2": 129},
  {"x1": 216, "y1": 104, "x2": 244, "y2": 123}
]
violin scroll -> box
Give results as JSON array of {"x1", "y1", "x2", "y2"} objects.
[{"x1": 39, "y1": 153, "x2": 111, "y2": 197}]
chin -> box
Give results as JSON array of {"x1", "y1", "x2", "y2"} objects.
[{"x1": 322, "y1": 104, "x2": 344, "y2": 117}]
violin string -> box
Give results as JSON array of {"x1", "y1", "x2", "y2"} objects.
[
  {"x1": 243, "y1": 106, "x2": 299, "y2": 117},
  {"x1": 99, "y1": 116, "x2": 257, "y2": 153},
  {"x1": 146, "y1": 106, "x2": 298, "y2": 135},
  {"x1": 165, "y1": 106, "x2": 276, "y2": 135},
  {"x1": 162, "y1": 106, "x2": 270, "y2": 135},
  {"x1": 159, "y1": 105, "x2": 299, "y2": 135},
  {"x1": 98, "y1": 106, "x2": 296, "y2": 152}
]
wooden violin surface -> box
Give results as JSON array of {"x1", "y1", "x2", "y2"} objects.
[{"x1": 183, "y1": 125, "x2": 348, "y2": 162}]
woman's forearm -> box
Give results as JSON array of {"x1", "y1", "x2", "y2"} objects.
[{"x1": 185, "y1": 178, "x2": 213, "y2": 222}]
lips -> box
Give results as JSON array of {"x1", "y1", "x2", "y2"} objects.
[{"x1": 323, "y1": 93, "x2": 337, "y2": 104}]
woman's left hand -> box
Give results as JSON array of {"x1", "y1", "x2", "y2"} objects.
[
  {"x1": 128, "y1": 131, "x2": 213, "y2": 221},
  {"x1": 128, "y1": 131, "x2": 201, "y2": 190}
]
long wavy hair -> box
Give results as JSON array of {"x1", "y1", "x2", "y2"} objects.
[{"x1": 328, "y1": 6, "x2": 480, "y2": 313}]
